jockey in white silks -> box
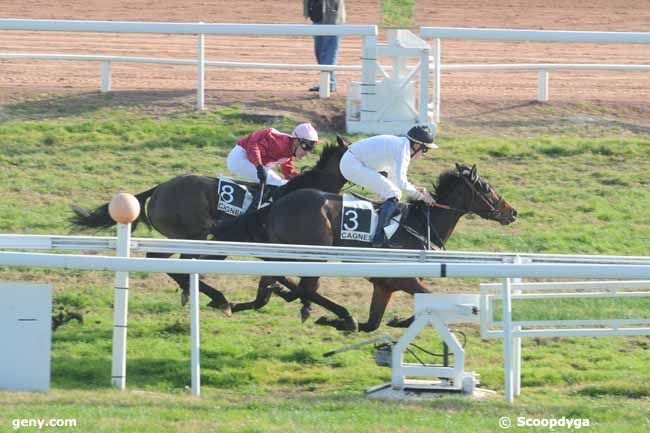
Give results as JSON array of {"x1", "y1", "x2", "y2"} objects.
[{"x1": 339, "y1": 124, "x2": 438, "y2": 247}]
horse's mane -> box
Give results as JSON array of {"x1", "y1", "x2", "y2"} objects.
[
  {"x1": 272, "y1": 142, "x2": 343, "y2": 199},
  {"x1": 432, "y1": 168, "x2": 461, "y2": 199},
  {"x1": 314, "y1": 142, "x2": 343, "y2": 170}
]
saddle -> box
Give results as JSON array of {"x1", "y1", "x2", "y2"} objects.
[
  {"x1": 340, "y1": 193, "x2": 433, "y2": 249},
  {"x1": 215, "y1": 177, "x2": 277, "y2": 217}
]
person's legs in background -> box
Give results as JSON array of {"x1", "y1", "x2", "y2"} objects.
[
  {"x1": 314, "y1": 34, "x2": 323, "y2": 64},
  {"x1": 319, "y1": 35, "x2": 340, "y2": 91},
  {"x1": 311, "y1": 33, "x2": 339, "y2": 92}
]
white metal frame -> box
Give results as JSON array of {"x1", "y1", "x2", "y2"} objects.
[
  {"x1": 0, "y1": 19, "x2": 376, "y2": 106},
  {"x1": 480, "y1": 278, "x2": 650, "y2": 402},
  {"x1": 391, "y1": 294, "x2": 480, "y2": 392},
  {"x1": 419, "y1": 27, "x2": 650, "y2": 122}
]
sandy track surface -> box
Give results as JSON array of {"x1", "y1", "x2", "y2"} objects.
[{"x1": 1, "y1": 1, "x2": 649, "y2": 124}]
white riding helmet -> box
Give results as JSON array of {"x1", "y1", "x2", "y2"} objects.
[{"x1": 292, "y1": 123, "x2": 319, "y2": 143}]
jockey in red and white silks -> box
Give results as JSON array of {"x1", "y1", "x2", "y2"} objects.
[
  {"x1": 339, "y1": 125, "x2": 438, "y2": 246},
  {"x1": 227, "y1": 123, "x2": 319, "y2": 187}
]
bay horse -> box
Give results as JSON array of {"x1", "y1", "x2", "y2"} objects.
[
  {"x1": 214, "y1": 163, "x2": 518, "y2": 332},
  {"x1": 70, "y1": 136, "x2": 350, "y2": 314}
]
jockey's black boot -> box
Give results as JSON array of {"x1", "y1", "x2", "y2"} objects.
[
  {"x1": 245, "y1": 186, "x2": 264, "y2": 214},
  {"x1": 245, "y1": 184, "x2": 277, "y2": 214},
  {"x1": 372, "y1": 197, "x2": 399, "y2": 247}
]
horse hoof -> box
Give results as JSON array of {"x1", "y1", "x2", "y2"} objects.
[
  {"x1": 341, "y1": 316, "x2": 359, "y2": 332},
  {"x1": 315, "y1": 315, "x2": 332, "y2": 326},
  {"x1": 207, "y1": 300, "x2": 233, "y2": 317},
  {"x1": 387, "y1": 316, "x2": 402, "y2": 327},
  {"x1": 300, "y1": 305, "x2": 313, "y2": 323},
  {"x1": 181, "y1": 292, "x2": 189, "y2": 307}
]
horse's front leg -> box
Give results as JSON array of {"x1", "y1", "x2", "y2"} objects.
[
  {"x1": 298, "y1": 277, "x2": 357, "y2": 332},
  {"x1": 271, "y1": 277, "x2": 313, "y2": 322},
  {"x1": 386, "y1": 278, "x2": 429, "y2": 328},
  {"x1": 357, "y1": 280, "x2": 393, "y2": 332}
]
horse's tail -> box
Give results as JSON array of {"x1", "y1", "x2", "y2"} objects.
[
  {"x1": 69, "y1": 186, "x2": 157, "y2": 232},
  {"x1": 212, "y1": 205, "x2": 272, "y2": 243}
]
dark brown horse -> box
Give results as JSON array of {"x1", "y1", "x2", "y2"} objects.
[
  {"x1": 214, "y1": 164, "x2": 518, "y2": 332},
  {"x1": 70, "y1": 137, "x2": 350, "y2": 313}
]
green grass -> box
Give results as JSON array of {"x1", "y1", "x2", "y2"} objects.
[
  {"x1": 381, "y1": 0, "x2": 415, "y2": 28},
  {"x1": 1, "y1": 104, "x2": 649, "y2": 432}
]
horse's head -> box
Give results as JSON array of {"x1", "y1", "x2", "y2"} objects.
[{"x1": 433, "y1": 163, "x2": 518, "y2": 225}]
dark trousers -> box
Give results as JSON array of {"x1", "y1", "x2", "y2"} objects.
[{"x1": 314, "y1": 33, "x2": 340, "y2": 91}]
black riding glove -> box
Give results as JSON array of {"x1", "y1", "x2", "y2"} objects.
[{"x1": 256, "y1": 165, "x2": 268, "y2": 184}]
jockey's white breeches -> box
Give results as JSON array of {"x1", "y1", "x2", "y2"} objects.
[
  {"x1": 339, "y1": 151, "x2": 401, "y2": 201},
  {"x1": 226, "y1": 145, "x2": 287, "y2": 186}
]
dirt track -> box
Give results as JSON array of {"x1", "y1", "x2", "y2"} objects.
[{"x1": 1, "y1": 0, "x2": 649, "y2": 123}]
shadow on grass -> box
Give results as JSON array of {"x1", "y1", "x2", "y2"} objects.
[{"x1": 4, "y1": 89, "x2": 195, "y2": 120}]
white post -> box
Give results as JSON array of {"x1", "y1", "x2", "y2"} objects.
[
  {"x1": 512, "y1": 256, "x2": 523, "y2": 396},
  {"x1": 111, "y1": 223, "x2": 130, "y2": 389},
  {"x1": 196, "y1": 32, "x2": 205, "y2": 111},
  {"x1": 101, "y1": 61, "x2": 111, "y2": 93},
  {"x1": 319, "y1": 71, "x2": 331, "y2": 99},
  {"x1": 537, "y1": 70, "x2": 549, "y2": 102},
  {"x1": 502, "y1": 277, "x2": 514, "y2": 403},
  {"x1": 432, "y1": 38, "x2": 441, "y2": 123},
  {"x1": 419, "y1": 46, "x2": 430, "y2": 125},
  {"x1": 360, "y1": 35, "x2": 377, "y2": 122},
  {"x1": 189, "y1": 273, "x2": 201, "y2": 396}
]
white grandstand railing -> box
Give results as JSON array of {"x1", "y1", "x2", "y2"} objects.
[
  {"x1": 480, "y1": 280, "x2": 650, "y2": 402},
  {"x1": 3, "y1": 234, "x2": 650, "y2": 265},
  {"x1": 0, "y1": 18, "x2": 376, "y2": 104},
  {"x1": 420, "y1": 27, "x2": 650, "y2": 122}
]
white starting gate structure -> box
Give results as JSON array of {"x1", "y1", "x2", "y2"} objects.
[{"x1": 346, "y1": 29, "x2": 432, "y2": 135}]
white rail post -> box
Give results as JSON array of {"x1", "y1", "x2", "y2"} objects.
[
  {"x1": 432, "y1": 38, "x2": 441, "y2": 123},
  {"x1": 111, "y1": 223, "x2": 130, "y2": 389},
  {"x1": 101, "y1": 61, "x2": 111, "y2": 93},
  {"x1": 537, "y1": 70, "x2": 549, "y2": 102},
  {"x1": 360, "y1": 35, "x2": 377, "y2": 122},
  {"x1": 196, "y1": 31, "x2": 205, "y2": 111},
  {"x1": 190, "y1": 273, "x2": 201, "y2": 397},
  {"x1": 502, "y1": 276, "x2": 515, "y2": 403},
  {"x1": 319, "y1": 71, "x2": 331, "y2": 99},
  {"x1": 418, "y1": 45, "x2": 430, "y2": 124},
  {"x1": 512, "y1": 255, "x2": 524, "y2": 396}
]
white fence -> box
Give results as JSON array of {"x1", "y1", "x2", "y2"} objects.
[
  {"x1": 2, "y1": 230, "x2": 650, "y2": 399},
  {"x1": 0, "y1": 18, "x2": 376, "y2": 104},
  {"x1": 480, "y1": 278, "x2": 650, "y2": 402},
  {"x1": 3, "y1": 20, "x2": 649, "y2": 120},
  {"x1": 420, "y1": 27, "x2": 650, "y2": 122}
]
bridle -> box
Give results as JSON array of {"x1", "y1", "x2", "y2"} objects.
[
  {"x1": 428, "y1": 172, "x2": 504, "y2": 219},
  {"x1": 420, "y1": 171, "x2": 506, "y2": 249}
]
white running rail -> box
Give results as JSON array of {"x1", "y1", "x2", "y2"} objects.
[
  {"x1": 480, "y1": 279, "x2": 650, "y2": 402},
  {"x1": 0, "y1": 19, "x2": 376, "y2": 104},
  {"x1": 420, "y1": 27, "x2": 650, "y2": 122}
]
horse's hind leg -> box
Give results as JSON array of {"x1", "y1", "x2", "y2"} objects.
[
  {"x1": 165, "y1": 253, "x2": 232, "y2": 316},
  {"x1": 230, "y1": 276, "x2": 278, "y2": 313}
]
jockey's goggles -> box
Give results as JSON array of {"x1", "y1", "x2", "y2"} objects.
[{"x1": 299, "y1": 139, "x2": 316, "y2": 151}]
